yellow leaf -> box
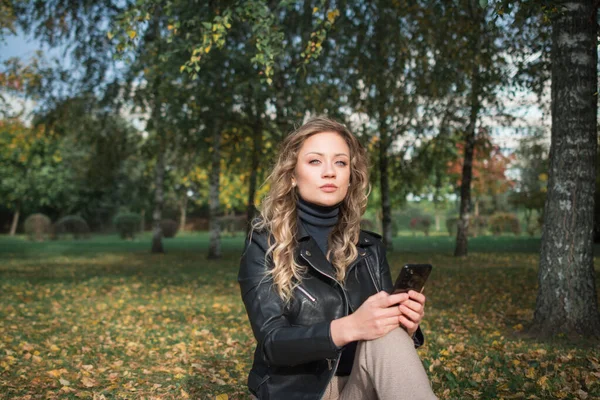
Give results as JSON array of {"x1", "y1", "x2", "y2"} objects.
[
  {"x1": 180, "y1": 65, "x2": 186, "y2": 73},
  {"x1": 127, "y1": 30, "x2": 137, "y2": 39},
  {"x1": 81, "y1": 377, "x2": 97, "y2": 388},
  {"x1": 205, "y1": 45, "x2": 211, "y2": 53},
  {"x1": 216, "y1": 395, "x2": 228, "y2": 400},
  {"x1": 47, "y1": 369, "x2": 67, "y2": 378},
  {"x1": 168, "y1": 24, "x2": 174, "y2": 30},
  {"x1": 327, "y1": 10, "x2": 340, "y2": 23},
  {"x1": 107, "y1": 31, "x2": 114, "y2": 40},
  {"x1": 59, "y1": 378, "x2": 70, "y2": 386},
  {"x1": 181, "y1": 389, "x2": 190, "y2": 398},
  {"x1": 313, "y1": 7, "x2": 319, "y2": 13},
  {"x1": 50, "y1": 344, "x2": 60, "y2": 352}
]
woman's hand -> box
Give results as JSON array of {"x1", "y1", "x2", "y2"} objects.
[
  {"x1": 331, "y1": 292, "x2": 409, "y2": 346},
  {"x1": 398, "y1": 290, "x2": 426, "y2": 337}
]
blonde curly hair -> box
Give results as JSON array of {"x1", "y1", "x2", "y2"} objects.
[{"x1": 251, "y1": 116, "x2": 371, "y2": 305}]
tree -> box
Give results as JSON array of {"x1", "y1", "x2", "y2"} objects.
[
  {"x1": 0, "y1": 119, "x2": 78, "y2": 232},
  {"x1": 447, "y1": 131, "x2": 515, "y2": 217},
  {"x1": 531, "y1": 1, "x2": 600, "y2": 337},
  {"x1": 509, "y1": 127, "x2": 549, "y2": 236}
]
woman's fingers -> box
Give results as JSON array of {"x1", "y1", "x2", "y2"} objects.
[
  {"x1": 383, "y1": 292, "x2": 409, "y2": 307},
  {"x1": 399, "y1": 315, "x2": 418, "y2": 332},
  {"x1": 399, "y1": 304, "x2": 422, "y2": 323},
  {"x1": 400, "y1": 299, "x2": 423, "y2": 313},
  {"x1": 407, "y1": 290, "x2": 426, "y2": 305},
  {"x1": 383, "y1": 316, "x2": 402, "y2": 327}
]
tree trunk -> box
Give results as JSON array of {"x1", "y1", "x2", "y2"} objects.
[
  {"x1": 454, "y1": 5, "x2": 482, "y2": 257},
  {"x1": 595, "y1": 145, "x2": 600, "y2": 243},
  {"x1": 151, "y1": 147, "x2": 165, "y2": 253},
  {"x1": 379, "y1": 118, "x2": 393, "y2": 250},
  {"x1": 246, "y1": 117, "x2": 262, "y2": 235},
  {"x1": 179, "y1": 194, "x2": 187, "y2": 233},
  {"x1": 531, "y1": 0, "x2": 600, "y2": 338},
  {"x1": 140, "y1": 209, "x2": 145, "y2": 233},
  {"x1": 9, "y1": 207, "x2": 20, "y2": 236},
  {"x1": 208, "y1": 122, "x2": 222, "y2": 259}
]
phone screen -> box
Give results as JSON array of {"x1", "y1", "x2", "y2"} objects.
[{"x1": 393, "y1": 264, "x2": 432, "y2": 294}]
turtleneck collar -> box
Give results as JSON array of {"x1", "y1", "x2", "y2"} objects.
[
  {"x1": 296, "y1": 196, "x2": 341, "y2": 256},
  {"x1": 296, "y1": 195, "x2": 341, "y2": 228}
]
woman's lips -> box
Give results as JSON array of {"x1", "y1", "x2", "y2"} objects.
[{"x1": 320, "y1": 185, "x2": 337, "y2": 192}]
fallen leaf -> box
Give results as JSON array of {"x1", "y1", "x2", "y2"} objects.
[{"x1": 81, "y1": 377, "x2": 98, "y2": 388}]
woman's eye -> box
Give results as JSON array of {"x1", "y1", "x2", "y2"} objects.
[
  {"x1": 309, "y1": 159, "x2": 320, "y2": 164},
  {"x1": 336, "y1": 161, "x2": 348, "y2": 166}
]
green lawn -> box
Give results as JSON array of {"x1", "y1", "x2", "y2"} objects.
[{"x1": 1, "y1": 233, "x2": 599, "y2": 399}]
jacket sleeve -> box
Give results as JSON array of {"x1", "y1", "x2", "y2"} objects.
[
  {"x1": 378, "y1": 241, "x2": 425, "y2": 348},
  {"x1": 238, "y1": 233, "x2": 342, "y2": 367}
]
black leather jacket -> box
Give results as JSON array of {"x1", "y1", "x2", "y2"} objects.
[{"x1": 238, "y1": 222, "x2": 424, "y2": 400}]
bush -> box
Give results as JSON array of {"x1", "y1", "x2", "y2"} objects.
[
  {"x1": 52, "y1": 215, "x2": 91, "y2": 239},
  {"x1": 409, "y1": 216, "x2": 432, "y2": 236},
  {"x1": 24, "y1": 213, "x2": 51, "y2": 241},
  {"x1": 160, "y1": 219, "x2": 179, "y2": 238},
  {"x1": 218, "y1": 215, "x2": 246, "y2": 237},
  {"x1": 446, "y1": 215, "x2": 488, "y2": 237},
  {"x1": 113, "y1": 212, "x2": 141, "y2": 239},
  {"x1": 446, "y1": 217, "x2": 458, "y2": 237},
  {"x1": 489, "y1": 213, "x2": 521, "y2": 236}
]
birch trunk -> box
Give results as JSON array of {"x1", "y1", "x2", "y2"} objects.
[
  {"x1": 454, "y1": 4, "x2": 482, "y2": 257},
  {"x1": 208, "y1": 123, "x2": 222, "y2": 259},
  {"x1": 179, "y1": 194, "x2": 187, "y2": 233},
  {"x1": 151, "y1": 147, "x2": 165, "y2": 253},
  {"x1": 379, "y1": 117, "x2": 393, "y2": 250},
  {"x1": 10, "y1": 207, "x2": 20, "y2": 236},
  {"x1": 531, "y1": 0, "x2": 600, "y2": 337},
  {"x1": 246, "y1": 118, "x2": 262, "y2": 235}
]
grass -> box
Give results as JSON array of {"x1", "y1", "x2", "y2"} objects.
[{"x1": 1, "y1": 232, "x2": 599, "y2": 399}]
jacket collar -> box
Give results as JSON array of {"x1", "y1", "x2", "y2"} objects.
[
  {"x1": 296, "y1": 217, "x2": 377, "y2": 248},
  {"x1": 296, "y1": 218, "x2": 376, "y2": 280}
]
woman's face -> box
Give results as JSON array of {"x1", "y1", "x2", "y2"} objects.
[{"x1": 293, "y1": 131, "x2": 351, "y2": 207}]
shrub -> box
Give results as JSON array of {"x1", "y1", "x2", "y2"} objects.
[
  {"x1": 489, "y1": 213, "x2": 521, "y2": 236},
  {"x1": 113, "y1": 212, "x2": 141, "y2": 239},
  {"x1": 52, "y1": 215, "x2": 91, "y2": 239},
  {"x1": 160, "y1": 219, "x2": 179, "y2": 238},
  {"x1": 446, "y1": 217, "x2": 458, "y2": 237},
  {"x1": 218, "y1": 215, "x2": 246, "y2": 237},
  {"x1": 24, "y1": 213, "x2": 51, "y2": 241},
  {"x1": 471, "y1": 215, "x2": 489, "y2": 237},
  {"x1": 446, "y1": 216, "x2": 488, "y2": 237},
  {"x1": 409, "y1": 216, "x2": 432, "y2": 236}
]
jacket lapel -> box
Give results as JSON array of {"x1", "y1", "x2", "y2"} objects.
[{"x1": 296, "y1": 218, "x2": 377, "y2": 282}]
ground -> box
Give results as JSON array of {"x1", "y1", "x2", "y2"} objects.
[{"x1": 1, "y1": 233, "x2": 599, "y2": 399}]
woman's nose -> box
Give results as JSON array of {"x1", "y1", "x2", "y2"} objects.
[{"x1": 322, "y1": 162, "x2": 336, "y2": 178}]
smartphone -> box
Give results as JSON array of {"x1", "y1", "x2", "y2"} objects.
[{"x1": 393, "y1": 264, "x2": 432, "y2": 294}]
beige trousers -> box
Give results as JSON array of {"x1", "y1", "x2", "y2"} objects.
[{"x1": 321, "y1": 327, "x2": 437, "y2": 400}]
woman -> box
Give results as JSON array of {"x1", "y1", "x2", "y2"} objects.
[{"x1": 238, "y1": 117, "x2": 437, "y2": 400}]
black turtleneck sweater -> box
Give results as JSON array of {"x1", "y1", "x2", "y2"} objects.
[
  {"x1": 296, "y1": 195, "x2": 340, "y2": 256},
  {"x1": 296, "y1": 195, "x2": 356, "y2": 376}
]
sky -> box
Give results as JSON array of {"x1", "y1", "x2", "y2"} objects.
[{"x1": 0, "y1": 30, "x2": 47, "y2": 61}]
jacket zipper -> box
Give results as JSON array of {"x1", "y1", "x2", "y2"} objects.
[
  {"x1": 365, "y1": 256, "x2": 381, "y2": 292},
  {"x1": 300, "y1": 252, "x2": 348, "y2": 376},
  {"x1": 297, "y1": 285, "x2": 316, "y2": 302}
]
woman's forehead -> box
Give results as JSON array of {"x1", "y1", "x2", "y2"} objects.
[{"x1": 300, "y1": 131, "x2": 350, "y2": 153}]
